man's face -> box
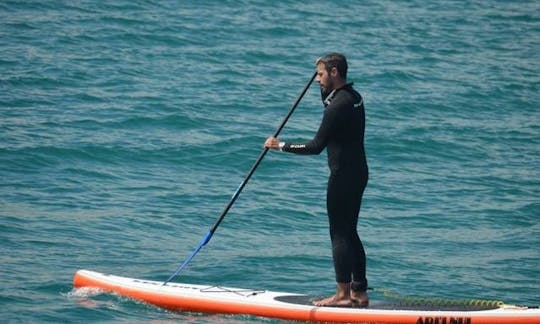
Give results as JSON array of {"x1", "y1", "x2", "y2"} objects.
[{"x1": 316, "y1": 63, "x2": 335, "y2": 98}]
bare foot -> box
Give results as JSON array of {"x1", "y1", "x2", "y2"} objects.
[
  {"x1": 313, "y1": 295, "x2": 355, "y2": 307},
  {"x1": 350, "y1": 290, "x2": 369, "y2": 307}
]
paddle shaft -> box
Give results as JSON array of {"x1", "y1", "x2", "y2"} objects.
[
  {"x1": 163, "y1": 71, "x2": 317, "y2": 285},
  {"x1": 210, "y1": 70, "x2": 317, "y2": 233}
]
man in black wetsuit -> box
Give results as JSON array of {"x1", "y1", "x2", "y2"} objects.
[{"x1": 264, "y1": 53, "x2": 369, "y2": 307}]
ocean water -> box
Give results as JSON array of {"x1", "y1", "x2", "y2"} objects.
[{"x1": 1, "y1": 0, "x2": 539, "y2": 323}]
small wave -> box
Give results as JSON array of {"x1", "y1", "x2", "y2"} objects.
[{"x1": 67, "y1": 287, "x2": 105, "y2": 299}]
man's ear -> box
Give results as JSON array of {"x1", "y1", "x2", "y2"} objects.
[{"x1": 330, "y1": 67, "x2": 339, "y2": 77}]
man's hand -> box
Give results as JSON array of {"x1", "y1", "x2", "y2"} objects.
[{"x1": 264, "y1": 137, "x2": 281, "y2": 150}]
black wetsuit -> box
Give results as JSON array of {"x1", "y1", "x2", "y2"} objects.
[{"x1": 282, "y1": 83, "x2": 369, "y2": 291}]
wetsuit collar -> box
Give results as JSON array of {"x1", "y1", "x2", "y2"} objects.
[{"x1": 323, "y1": 83, "x2": 354, "y2": 107}]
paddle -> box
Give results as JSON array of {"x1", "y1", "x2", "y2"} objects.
[{"x1": 163, "y1": 70, "x2": 317, "y2": 285}]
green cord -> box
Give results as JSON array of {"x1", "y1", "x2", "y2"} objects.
[{"x1": 374, "y1": 288, "x2": 505, "y2": 309}]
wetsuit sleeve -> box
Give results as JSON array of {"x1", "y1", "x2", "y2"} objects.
[{"x1": 282, "y1": 107, "x2": 338, "y2": 155}]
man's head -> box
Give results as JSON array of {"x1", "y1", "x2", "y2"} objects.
[{"x1": 316, "y1": 53, "x2": 348, "y2": 97}]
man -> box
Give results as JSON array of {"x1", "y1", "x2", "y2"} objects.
[{"x1": 264, "y1": 53, "x2": 369, "y2": 307}]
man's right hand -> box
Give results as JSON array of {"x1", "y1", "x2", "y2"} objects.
[{"x1": 264, "y1": 137, "x2": 281, "y2": 150}]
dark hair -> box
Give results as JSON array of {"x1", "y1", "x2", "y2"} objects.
[{"x1": 316, "y1": 53, "x2": 348, "y2": 79}]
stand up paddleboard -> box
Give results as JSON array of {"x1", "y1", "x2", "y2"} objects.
[{"x1": 73, "y1": 270, "x2": 539, "y2": 323}]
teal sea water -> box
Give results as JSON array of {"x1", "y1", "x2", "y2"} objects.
[{"x1": 1, "y1": 1, "x2": 539, "y2": 322}]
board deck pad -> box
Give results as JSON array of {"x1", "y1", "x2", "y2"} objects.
[{"x1": 274, "y1": 294, "x2": 502, "y2": 311}]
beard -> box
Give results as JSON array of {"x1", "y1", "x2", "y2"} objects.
[{"x1": 320, "y1": 79, "x2": 335, "y2": 103}]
